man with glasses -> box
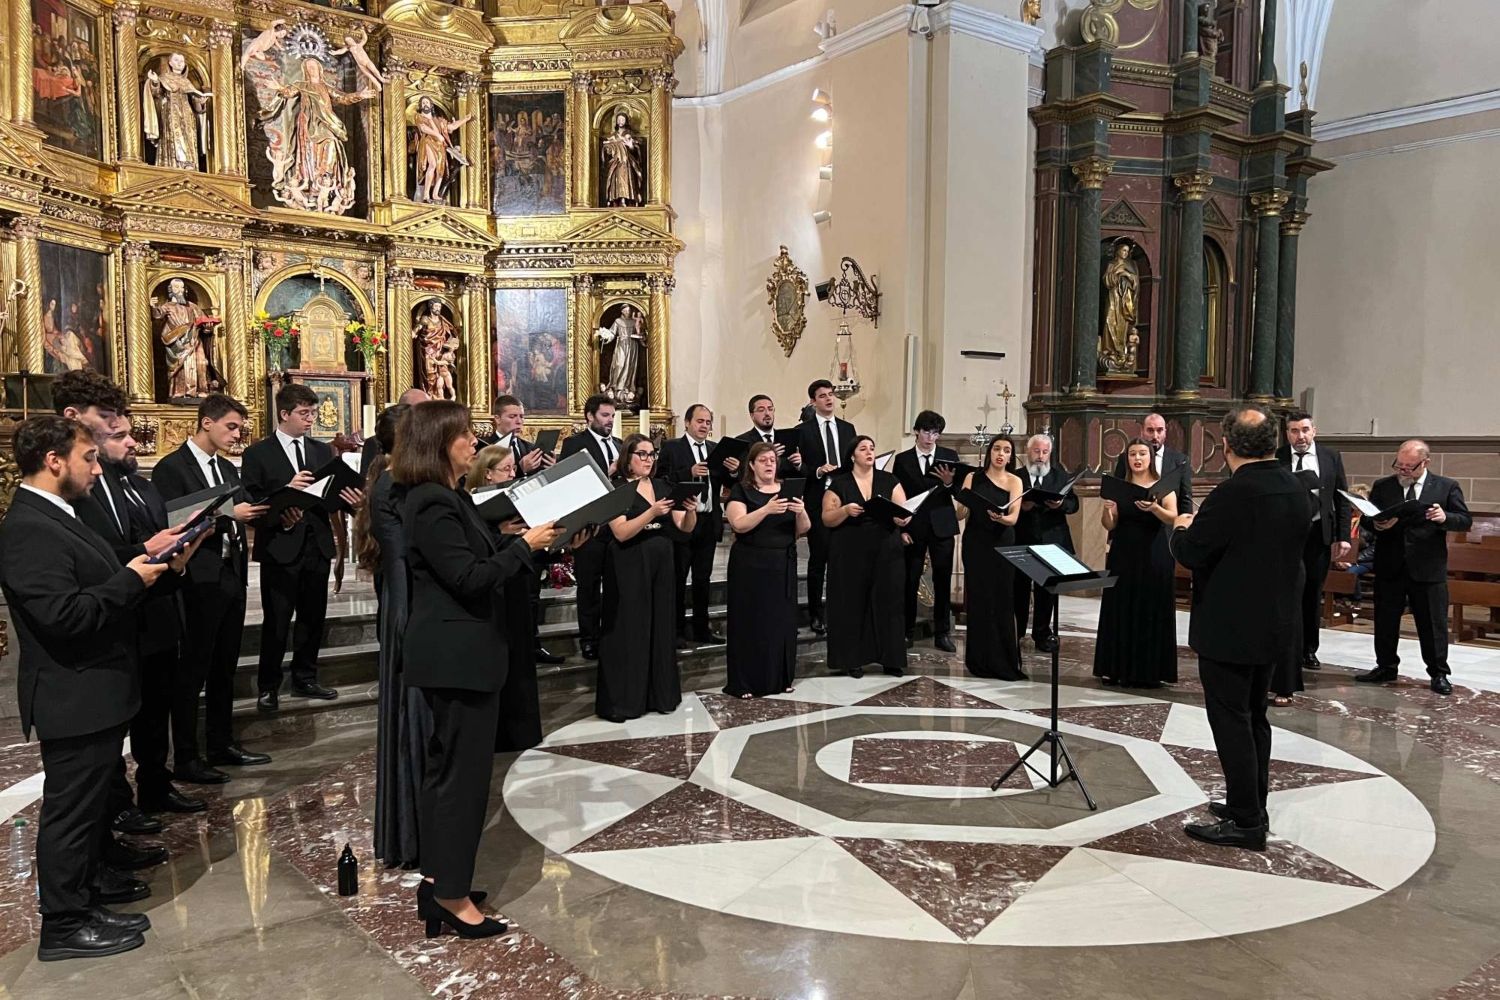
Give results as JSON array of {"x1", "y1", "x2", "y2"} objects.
[{"x1": 1355, "y1": 439, "x2": 1471, "y2": 695}]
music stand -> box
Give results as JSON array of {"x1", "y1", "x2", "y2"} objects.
[{"x1": 990, "y1": 545, "x2": 1116, "y2": 810}]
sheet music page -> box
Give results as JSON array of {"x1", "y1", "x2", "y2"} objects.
[
  {"x1": 510, "y1": 466, "x2": 610, "y2": 524},
  {"x1": 901, "y1": 488, "x2": 932, "y2": 513},
  {"x1": 1340, "y1": 489, "x2": 1380, "y2": 518},
  {"x1": 299, "y1": 476, "x2": 333, "y2": 498},
  {"x1": 1032, "y1": 543, "x2": 1091, "y2": 577}
]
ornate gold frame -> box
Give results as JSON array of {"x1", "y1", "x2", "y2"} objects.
[{"x1": 765, "y1": 245, "x2": 809, "y2": 358}]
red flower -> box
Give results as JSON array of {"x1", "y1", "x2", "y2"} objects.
[
  {"x1": 273, "y1": 329, "x2": 284, "y2": 338},
  {"x1": 374, "y1": 333, "x2": 384, "y2": 342},
  {"x1": 263, "y1": 321, "x2": 272, "y2": 330}
]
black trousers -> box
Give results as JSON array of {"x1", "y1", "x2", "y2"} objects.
[
  {"x1": 1013, "y1": 569, "x2": 1057, "y2": 643},
  {"x1": 807, "y1": 490, "x2": 830, "y2": 618},
  {"x1": 573, "y1": 537, "x2": 607, "y2": 645},
  {"x1": 1374, "y1": 571, "x2": 1450, "y2": 677},
  {"x1": 1299, "y1": 525, "x2": 1333, "y2": 655},
  {"x1": 674, "y1": 513, "x2": 719, "y2": 638},
  {"x1": 1199, "y1": 656, "x2": 1272, "y2": 828},
  {"x1": 257, "y1": 548, "x2": 331, "y2": 692},
  {"x1": 903, "y1": 533, "x2": 954, "y2": 636},
  {"x1": 38, "y1": 723, "x2": 128, "y2": 918},
  {"x1": 181, "y1": 568, "x2": 248, "y2": 761},
  {"x1": 417, "y1": 687, "x2": 499, "y2": 898},
  {"x1": 130, "y1": 645, "x2": 180, "y2": 798}
]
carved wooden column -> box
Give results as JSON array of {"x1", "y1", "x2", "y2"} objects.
[
  {"x1": 113, "y1": 4, "x2": 141, "y2": 162},
  {"x1": 12, "y1": 0, "x2": 34, "y2": 126},
  {"x1": 1171, "y1": 170, "x2": 1212, "y2": 397},
  {"x1": 1247, "y1": 189, "x2": 1288, "y2": 401},
  {"x1": 208, "y1": 21, "x2": 241, "y2": 175},
  {"x1": 647, "y1": 70, "x2": 673, "y2": 206},
  {"x1": 571, "y1": 72, "x2": 593, "y2": 207},
  {"x1": 462, "y1": 273, "x2": 490, "y2": 413},
  {"x1": 571, "y1": 273, "x2": 595, "y2": 409},
  {"x1": 387, "y1": 264, "x2": 413, "y2": 401},
  {"x1": 120, "y1": 241, "x2": 155, "y2": 402},
  {"x1": 12, "y1": 218, "x2": 42, "y2": 373},
  {"x1": 1069, "y1": 156, "x2": 1113, "y2": 396},
  {"x1": 646, "y1": 273, "x2": 670, "y2": 411},
  {"x1": 383, "y1": 58, "x2": 409, "y2": 202},
  {"x1": 217, "y1": 249, "x2": 248, "y2": 397},
  {"x1": 457, "y1": 74, "x2": 484, "y2": 211}
]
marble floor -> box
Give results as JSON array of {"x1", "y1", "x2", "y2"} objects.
[{"x1": 2, "y1": 600, "x2": 1500, "y2": 999}]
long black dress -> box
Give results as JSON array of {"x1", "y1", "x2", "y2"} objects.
[
  {"x1": 725, "y1": 484, "x2": 799, "y2": 696},
  {"x1": 1093, "y1": 498, "x2": 1178, "y2": 686},
  {"x1": 961, "y1": 475, "x2": 1025, "y2": 680},
  {"x1": 825, "y1": 470, "x2": 907, "y2": 677},
  {"x1": 597, "y1": 478, "x2": 681, "y2": 720},
  {"x1": 496, "y1": 533, "x2": 544, "y2": 751}
]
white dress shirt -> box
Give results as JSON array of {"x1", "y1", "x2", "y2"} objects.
[
  {"x1": 688, "y1": 436, "x2": 712, "y2": 511},
  {"x1": 275, "y1": 428, "x2": 309, "y2": 472},
  {"x1": 915, "y1": 448, "x2": 937, "y2": 476},
  {"x1": 1293, "y1": 445, "x2": 1321, "y2": 521},
  {"x1": 20, "y1": 483, "x2": 76, "y2": 518},
  {"x1": 187, "y1": 436, "x2": 225, "y2": 487},
  {"x1": 593, "y1": 431, "x2": 617, "y2": 466}
]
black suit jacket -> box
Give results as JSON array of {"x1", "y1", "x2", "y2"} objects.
[
  {"x1": 1014, "y1": 466, "x2": 1080, "y2": 550},
  {"x1": 1275, "y1": 442, "x2": 1352, "y2": 547},
  {"x1": 892, "y1": 447, "x2": 959, "y2": 540},
  {"x1": 1169, "y1": 460, "x2": 1313, "y2": 665},
  {"x1": 661, "y1": 436, "x2": 727, "y2": 517},
  {"x1": 797, "y1": 415, "x2": 856, "y2": 502},
  {"x1": 1369, "y1": 472, "x2": 1472, "y2": 584},
  {"x1": 0, "y1": 488, "x2": 149, "y2": 739},
  {"x1": 736, "y1": 427, "x2": 800, "y2": 480},
  {"x1": 76, "y1": 463, "x2": 183, "y2": 656},
  {"x1": 1114, "y1": 446, "x2": 1193, "y2": 513},
  {"x1": 240, "y1": 433, "x2": 336, "y2": 565},
  {"x1": 359, "y1": 435, "x2": 380, "y2": 475},
  {"x1": 151, "y1": 442, "x2": 249, "y2": 585},
  {"x1": 560, "y1": 430, "x2": 623, "y2": 477},
  {"x1": 401, "y1": 483, "x2": 534, "y2": 692}
]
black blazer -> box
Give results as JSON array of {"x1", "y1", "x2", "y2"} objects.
[
  {"x1": 359, "y1": 435, "x2": 380, "y2": 475},
  {"x1": 1169, "y1": 460, "x2": 1313, "y2": 665},
  {"x1": 240, "y1": 433, "x2": 336, "y2": 565},
  {"x1": 736, "y1": 428, "x2": 800, "y2": 480},
  {"x1": 1275, "y1": 442, "x2": 1352, "y2": 547},
  {"x1": 661, "y1": 435, "x2": 727, "y2": 517},
  {"x1": 0, "y1": 488, "x2": 149, "y2": 739},
  {"x1": 76, "y1": 463, "x2": 182, "y2": 656},
  {"x1": 1369, "y1": 472, "x2": 1472, "y2": 584},
  {"x1": 797, "y1": 415, "x2": 856, "y2": 502},
  {"x1": 401, "y1": 482, "x2": 534, "y2": 692},
  {"x1": 1114, "y1": 445, "x2": 1193, "y2": 513},
  {"x1": 1014, "y1": 465, "x2": 1080, "y2": 550},
  {"x1": 892, "y1": 447, "x2": 959, "y2": 540},
  {"x1": 152, "y1": 442, "x2": 249, "y2": 585},
  {"x1": 560, "y1": 430, "x2": 623, "y2": 476}
]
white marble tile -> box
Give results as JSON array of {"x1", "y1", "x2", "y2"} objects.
[
  {"x1": 0, "y1": 771, "x2": 44, "y2": 824},
  {"x1": 767, "y1": 675, "x2": 910, "y2": 706},
  {"x1": 939, "y1": 676, "x2": 1159, "y2": 712},
  {"x1": 565, "y1": 837, "x2": 824, "y2": 911},
  {"x1": 1268, "y1": 779, "x2": 1436, "y2": 889},
  {"x1": 501, "y1": 752, "x2": 681, "y2": 855},
  {"x1": 536, "y1": 693, "x2": 718, "y2": 747}
]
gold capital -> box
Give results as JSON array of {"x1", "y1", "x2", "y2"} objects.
[
  {"x1": 1280, "y1": 210, "x2": 1308, "y2": 237},
  {"x1": 1249, "y1": 189, "x2": 1291, "y2": 218},
  {"x1": 1070, "y1": 156, "x2": 1114, "y2": 190},
  {"x1": 1173, "y1": 171, "x2": 1214, "y2": 202}
]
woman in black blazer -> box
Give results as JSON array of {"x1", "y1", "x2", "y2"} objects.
[{"x1": 392, "y1": 401, "x2": 561, "y2": 940}]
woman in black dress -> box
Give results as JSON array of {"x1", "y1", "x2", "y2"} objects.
[
  {"x1": 598, "y1": 433, "x2": 697, "y2": 721},
  {"x1": 1094, "y1": 438, "x2": 1179, "y2": 688},
  {"x1": 956, "y1": 436, "x2": 1025, "y2": 680},
  {"x1": 724, "y1": 442, "x2": 811, "y2": 697},
  {"x1": 822, "y1": 435, "x2": 909, "y2": 678}
]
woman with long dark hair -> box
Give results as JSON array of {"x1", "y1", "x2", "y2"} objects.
[{"x1": 956, "y1": 436, "x2": 1025, "y2": 680}]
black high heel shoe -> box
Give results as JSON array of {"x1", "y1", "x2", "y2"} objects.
[{"x1": 416, "y1": 884, "x2": 508, "y2": 939}]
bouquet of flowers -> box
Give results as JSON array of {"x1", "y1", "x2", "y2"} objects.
[
  {"x1": 345, "y1": 320, "x2": 387, "y2": 368},
  {"x1": 254, "y1": 311, "x2": 300, "y2": 371}
]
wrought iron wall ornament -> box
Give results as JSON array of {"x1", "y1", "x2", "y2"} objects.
[
  {"x1": 821, "y1": 256, "x2": 880, "y2": 327},
  {"x1": 764, "y1": 245, "x2": 808, "y2": 357}
]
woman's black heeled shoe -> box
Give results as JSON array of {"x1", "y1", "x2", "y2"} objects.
[
  {"x1": 417, "y1": 890, "x2": 508, "y2": 939},
  {"x1": 417, "y1": 879, "x2": 488, "y2": 906}
]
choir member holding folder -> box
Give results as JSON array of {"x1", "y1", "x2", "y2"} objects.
[
  {"x1": 1094, "y1": 439, "x2": 1179, "y2": 688},
  {"x1": 822, "y1": 436, "x2": 908, "y2": 678},
  {"x1": 955, "y1": 436, "x2": 1025, "y2": 680},
  {"x1": 598, "y1": 434, "x2": 698, "y2": 721},
  {"x1": 724, "y1": 443, "x2": 810, "y2": 697}
]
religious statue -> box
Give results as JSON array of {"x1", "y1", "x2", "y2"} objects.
[
  {"x1": 411, "y1": 97, "x2": 473, "y2": 204},
  {"x1": 1198, "y1": 3, "x2": 1224, "y2": 61},
  {"x1": 1021, "y1": 0, "x2": 1041, "y2": 26},
  {"x1": 601, "y1": 112, "x2": 643, "y2": 207},
  {"x1": 142, "y1": 53, "x2": 213, "y2": 171},
  {"x1": 1099, "y1": 243, "x2": 1140, "y2": 374},
  {"x1": 258, "y1": 57, "x2": 378, "y2": 215},
  {"x1": 327, "y1": 29, "x2": 386, "y2": 93},
  {"x1": 412, "y1": 299, "x2": 460, "y2": 400},
  {"x1": 596, "y1": 303, "x2": 646, "y2": 406},
  {"x1": 153, "y1": 278, "x2": 219, "y2": 400},
  {"x1": 240, "y1": 21, "x2": 289, "y2": 71}
]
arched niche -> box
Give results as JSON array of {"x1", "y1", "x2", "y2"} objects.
[
  {"x1": 1202, "y1": 236, "x2": 1232, "y2": 387},
  {"x1": 149, "y1": 274, "x2": 222, "y2": 404},
  {"x1": 594, "y1": 296, "x2": 649, "y2": 409},
  {"x1": 254, "y1": 266, "x2": 374, "y2": 373},
  {"x1": 594, "y1": 101, "x2": 650, "y2": 208},
  {"x1": 1097, "y1": 238, "x2": 1153, "y2": 381},
  {"x1": 410, "y1": 295, "x2": 463, "y2": 401}
]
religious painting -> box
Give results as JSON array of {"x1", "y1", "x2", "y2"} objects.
[
  {"x1": 492, "y1": 287, "x2": 567, "y2": 414},
  {"x1": 243, "y1": 23, "x2": 376, "y2": 216},
  {"x1": 150, "y1": 276, "x2": 224, "y2": 404},
  {"x1": 38, "y1": 241, "x2": 109, "y2": 377},
  {"x1": 261, "y1": 273, "x2": 365, "y2": 371},
  {"x1": 595, "y1": 300, "x2": 647, "y2": 409},
  {"x1": 411, "y1": 298, "x2": 461, "y2": 400},
  {"x1": 489, "y1": 93, "x2": 566, "y2": 216},
  {"x1": 296, "y1": 375, "x2": 357, "y2": 442},
  {"x1": 31, "y1": 0, "x2": 104, "y2": 160}
]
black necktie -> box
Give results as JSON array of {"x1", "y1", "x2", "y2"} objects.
[
  {"x1": 1295, "y1": 453, "x2": 1305, "y2": 471},
  {"x1": 293, "y1": 438, "x2": 306, "y2": 472},
  {"x1": 764, "y1": 433, "x2": 773, "y2": 444},
  {"x1": 1405, "y1": 482, "x2": 1417, "y2": 502},
  {"x1": 921, "y1": 454, "x2": 930, "y2": 476},
  {"x1": 695, "y1": 441, "x2": 706, "y2": 465},
  {"x1": 824, "y1": 420, "x2": 837, "y2": 467},
  {"x1": 209, "y1": 458, "x2": 223, "y2": 487},
  {"x1": 119, "y1": 475, "x2": 146, "y2": 511},
  {"x1": 601, "y1": 436, "x2": 615, "y2": 465}
]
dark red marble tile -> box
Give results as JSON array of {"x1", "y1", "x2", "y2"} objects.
[
  {"x1": 855, "y1": 676, "x2": 1007, "y2": 711},
  {"x1": 1027, "y1": 702, "x2": 1173, "y2": 742},
  {"x1": 545, "y1": 732, "x2": 718, "y2": 780},
  {"x1": 695, "y1": 692, "x2": 828, "y2": 730},
  {"x1": 847, "y1": 737, "x2": 1029, "y2": 790},
  {"x1": 1165, "y1": 745, "x2": 1379, "y2": 799},
  {"x1": 570, "y1": 783, "x2": 813, "y2": 854},
  {"x1": 1435, "y1": 952, "x2": 1500, "y2": 999}
]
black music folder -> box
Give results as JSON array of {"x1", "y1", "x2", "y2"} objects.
[
  {"x1": 470, "y1": 484, "x2": 521, "y2": 524},
  {"x1": 705, "y1": 436, "x2": 750, "y2": 473},
  {"x1": 955, "y1": 477, "x2": 1014, "y2": 515},
  {"x1": 1340, "y1": 489, "x2": 1429, "y2": 522},
  {"x1": 164, "y1": 483, "x2": 239, "y2": 529},
  {"x1": 774, "y1": 428, "x2": 802, "y2": 452},
  {"x1": 532, "y1": 428, "x2": 561, "y2": 456},
  {"x1": 1022, "y1": 470, "x2": 1085, "y2": 505},
  {"x1": 778, "y1": 478, "x2": 806, "y2": 500},
  {"x1": 668, "y1": 480, "x2": 708, "y2": 507},
  {"x1": 1100, "y1": 468, "x2": 1181, "y2": 506}
]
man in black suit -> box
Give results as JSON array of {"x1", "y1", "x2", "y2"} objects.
[
  {"x1": 662, "y1": 403, "x2": 727, "y2": 645},
  {"x1": 1355, "y1": 439, "x2": 1472, "y2": 695},
  {"x1": 1169, "y1": 406, "x2": 1312, "y2": 850},
  {"x1": 152, "y1": 393, "x2": 275, "y2": 779},
  {"x1": 1113, "y1": 412, "x2": 1193, "y2": 513},
  {"x1": 798, "y1": 379, "x2": 855, "y2": 634},
  {"x1": 892, "y1": 410, "x2": 958, "y2": 652},
  {"x1": 1014, "y1": 433, "x2": 1080, "y2": 652},
  {"x1": 359, "y1": 387, "x2": 428, "y2": 472},
  {"x1": 241, "y1": 383, "x2": 363, "y2": 712},
  {"x1": 0, "y1": 415, "x2": 176, "y2": 960},
  {"x1": 559, "y1": 393, "x2": 623, "y2": 658},
  {"x1": 732, "y1": 394, "x2": 802, "y2": 480},
  {"x1": 1276, "y1": 411, "x2": 1352, "y2": 672}
]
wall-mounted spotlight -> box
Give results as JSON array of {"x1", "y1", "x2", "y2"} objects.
[
  {"x1": 811, "y1": 105, "x2": 831, "y2": 123},
  {"x1": 818, "y1": 164, "x2": 833, "y2": 181},
  {"x1": 812, "y1": 210, "x2": 832, "y2": 226},
  {"x1": 814, "y1": 130, "x2": 833, "y2": 150}
]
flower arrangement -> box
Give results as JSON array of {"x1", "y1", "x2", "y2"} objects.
[
  {"x1": 345, "y1": 320, "x2": 387, "y2": 368},
  {"x1": 254, "y1": 311, "x2": 300, "y2": 371}
]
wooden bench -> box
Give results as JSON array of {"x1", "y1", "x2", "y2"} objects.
[{"x1": 1448, "y1": 540, "x2": 1500, "y2": 641}]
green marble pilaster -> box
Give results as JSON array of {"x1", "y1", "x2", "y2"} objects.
[
  {"x1": 1258, "y1": 0, "x2": 1278, "y2": 84},
  {"x1": 1248, "y1": 189, "x2": 1288, "y2": 400},
  {"x1": 1070, "y1": 157, "x2": 1113, "y2": 395},
  {"x1": 1173, "y1": 172, "x2": 1212, "y2": 396},
  {"x1": 1274, "y1": 213, "x2": 1305, "y2": 401}
]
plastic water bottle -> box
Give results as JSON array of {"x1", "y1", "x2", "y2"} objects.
[
  {"x1": 337, "y1": 842, "x2": 358, "y2": 896},
  {"x1": 11, "y1": 819, "x2": 30, "y2": 881}
]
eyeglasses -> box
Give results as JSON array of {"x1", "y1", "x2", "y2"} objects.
[
  {"x1": 632, "y1": 450, "x2": 656, "y2": 459},
  {"x1": 1391, "y1": 460, "x2": 1427, "y2": 474},
  {"x1": 291, "y1": 407, "x2": 316, "y2": 419}
]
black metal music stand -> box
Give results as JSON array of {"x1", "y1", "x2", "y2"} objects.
[{"x1": 990, "y1": 546, "x2": 1116, "y2": 810}]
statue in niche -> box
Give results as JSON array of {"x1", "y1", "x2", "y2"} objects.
[
  {"x1": 153, "y1": 277, "x2": 221, "y2": 401},
  {"x1": 412, "y1": 299, "x2": 460, "y2": 400},
  {"x1": 240, "y1": 21, "x2": 288, "y2": 70},
  {"x1": 596, "y1": 302, "x2": 646, "y2": 407},
  {"x1": 142, "y1": 53, "x2": 213, "y2": 171},
  {"x1": 258, "y1": 56, "x2": 378, "y2": 214},
  {"x1": 411, "y1": 97, "x2": 472, "y2": 204},
  {"x1": 601, "y1": 112, "x2": 644, "y2": 207},
  {"x1": 1099, "y1": 243, "x2": 1141, "y2": 374},
  {"x1": 327, "y1": 29, "x2": 386, "y2": 92},
  {"x1": 1198, "y1": 3, "x2": 1224, "y2": 61}
]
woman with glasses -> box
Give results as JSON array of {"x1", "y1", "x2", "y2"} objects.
[
  {"x1": 598, "y1": 433, "x2": 698, "y2": 721},
  {"x1": 955, "y1": 436, "x2": 1025, "y2": 680}
]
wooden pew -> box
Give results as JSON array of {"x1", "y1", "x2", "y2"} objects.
[{"x1": 1448, "y1": 539, "x2": 1500, "y2": 641}]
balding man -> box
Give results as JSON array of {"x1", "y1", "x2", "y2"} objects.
[
  {"x1": 1355, "y1": 439, "x2": 1471, "y2": 695},
  {"x1": 1014, "y1": 433, "x2": 1078, "y2": 652},
  {"x1": 360, "y1": 388, "x2": 430, "y2": 471},
  {"x1": 1113, "y1": 412, "x2": 1193, "y2": 513}
]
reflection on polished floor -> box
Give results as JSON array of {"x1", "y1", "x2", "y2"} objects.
[{"x1": 2, "y1": 597, "x2": 1500, "y2": 999}]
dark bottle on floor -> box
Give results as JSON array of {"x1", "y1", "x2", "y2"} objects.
[{"x1": 338, "y1": 843, "x2": 359, "y2": 896}]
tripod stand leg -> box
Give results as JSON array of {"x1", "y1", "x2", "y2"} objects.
[
  {"x1": 1052, "y1": 735, "x2": 1098, "y2": 811},
  {"x1": 990, "y1": 734, "x2": 1049, "y2": 791}
]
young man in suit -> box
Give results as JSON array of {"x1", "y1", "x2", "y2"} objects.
[
  {"x1": 798, "y1": 380, "x2": 855, "y2": 634},
  {"x1": 1276, "y1": 411, "x2": 1352, "y2": 671},
  {"x1": 241, "y1": 383, "x2": 363, "y2": 712},
  {"x1": 0, "y1": 416, "x2": 177, "y2": 960},
  {"x1": 662, "y1": 403, "x2": 726, "y2": 645},
  {"x1": 559, "y1": 394, "x2": 623, "y2": 658},
  {"x1": 1014, "y1": 433, "x2": 1080, "y2": 652},
  {"x1": 1355, "y1": 439, "x2": 1472, "y2": 695},
  {"x1": 153, "y1": 393, "x2": 274, "y2": 779},
  {"x1": 1113, "y1": 412, "x2": 1193, "y2": 513},
  {"x1": 892, "y1": 410, "x2": 958, "y2": 652},
  {"x1": 733, "y1": 394, "x2": 802, "y2": 480},
  {"x1": 359, "y1": 388, "x2": 428, "y2": 471},
  {"x1": 1169, "y1": 406, "x2": 1312, "y2": 850}
]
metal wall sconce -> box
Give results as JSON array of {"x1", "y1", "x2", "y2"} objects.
[{"x1": 815, "y1": 256, "x2": 880, "y2": 327}]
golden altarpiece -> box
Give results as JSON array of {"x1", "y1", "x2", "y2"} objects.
[{"x1": 0, "y1": 0, "x2": 683, "y2": 480}]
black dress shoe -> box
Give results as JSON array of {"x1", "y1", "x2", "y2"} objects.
[
  {"x1": 291, "y1": 682, "x2": 338, "y2": 700},
  {"x1": 257, "y1": 690, "x2": 279, "y2": 714},
  {"x1": 694, "y1": 629, "x2": 726, "y2": 644},
  {"x1": 1034, "y1": 636, "x2": 1059, "y2": 653},
  {"x1": 90, "y1": 906, "x2": 150, "y2": 934},
  {"x1": 207, "y1": 745, "x2": 272, "y2": 767},
  {"x1": 112, "y1": 807, "x2": 163, "y2": 836},
  {"x1": 175, "y1": 760, "x2": 230, "y2": 785},
  {"x1": 905, "y1": 634, "x2": 915, "y2": 650},
  {"x1": 93, "y1": 867, "x2": 150, "y2": 905},
  {"x1": 934, "y1": 634, "x2": 957, "y2": 653},
  {"x1": 139, "y1": 787, "x2": 206, "y2": 814},
  {"x1": 580, "y1": 642, "x2": 599, "y2": 660},
  {"x1": 1183, "y1": 818, "x2": 1266, "y2": 851},
  {"x1": 103, "y1": 839, "x2": 168, "y2": 871},
  {"x1": 534, "y1": 645, "x2": 565, "y2": 665},
  {"x1": 1208, "y1": 801, "x2": 1270, "y2": 828},
  {"x1": 1431, "y1": 675, "x2": 1453, "y2": 696},
  {"x1": 1303, "y1": 653, "x2": 1322, "y2": 670},
  {"x1": 1354, "y1": 666, "x2": 1399, "y2": 684},
  {"x1": 37, "y1": 917, "x2": 144, "y2": 962},
  {"x1": 810, "y1": 617, "x2": 826, "y2": 635}
]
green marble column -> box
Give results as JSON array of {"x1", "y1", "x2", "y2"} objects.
[
  {"x1": 1258, "y1": 0, "x2": 1277, "y2": 84},
  {"x1": 1173, "y1": 172, "x2": 1212, "y2": 396},
  {"x1": 1183, "y1": 0, "x2": 1197, "y2": 55},
  {"x1": 1248, "y1": 189, "x2": 1288, "y2": 400},
  {"x1": 1070, "y1": 157, "x2": 1113, "y2": 395},
  {"x1": 1274, "y1": 212, "x2": 1305, "y2": 401}
]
